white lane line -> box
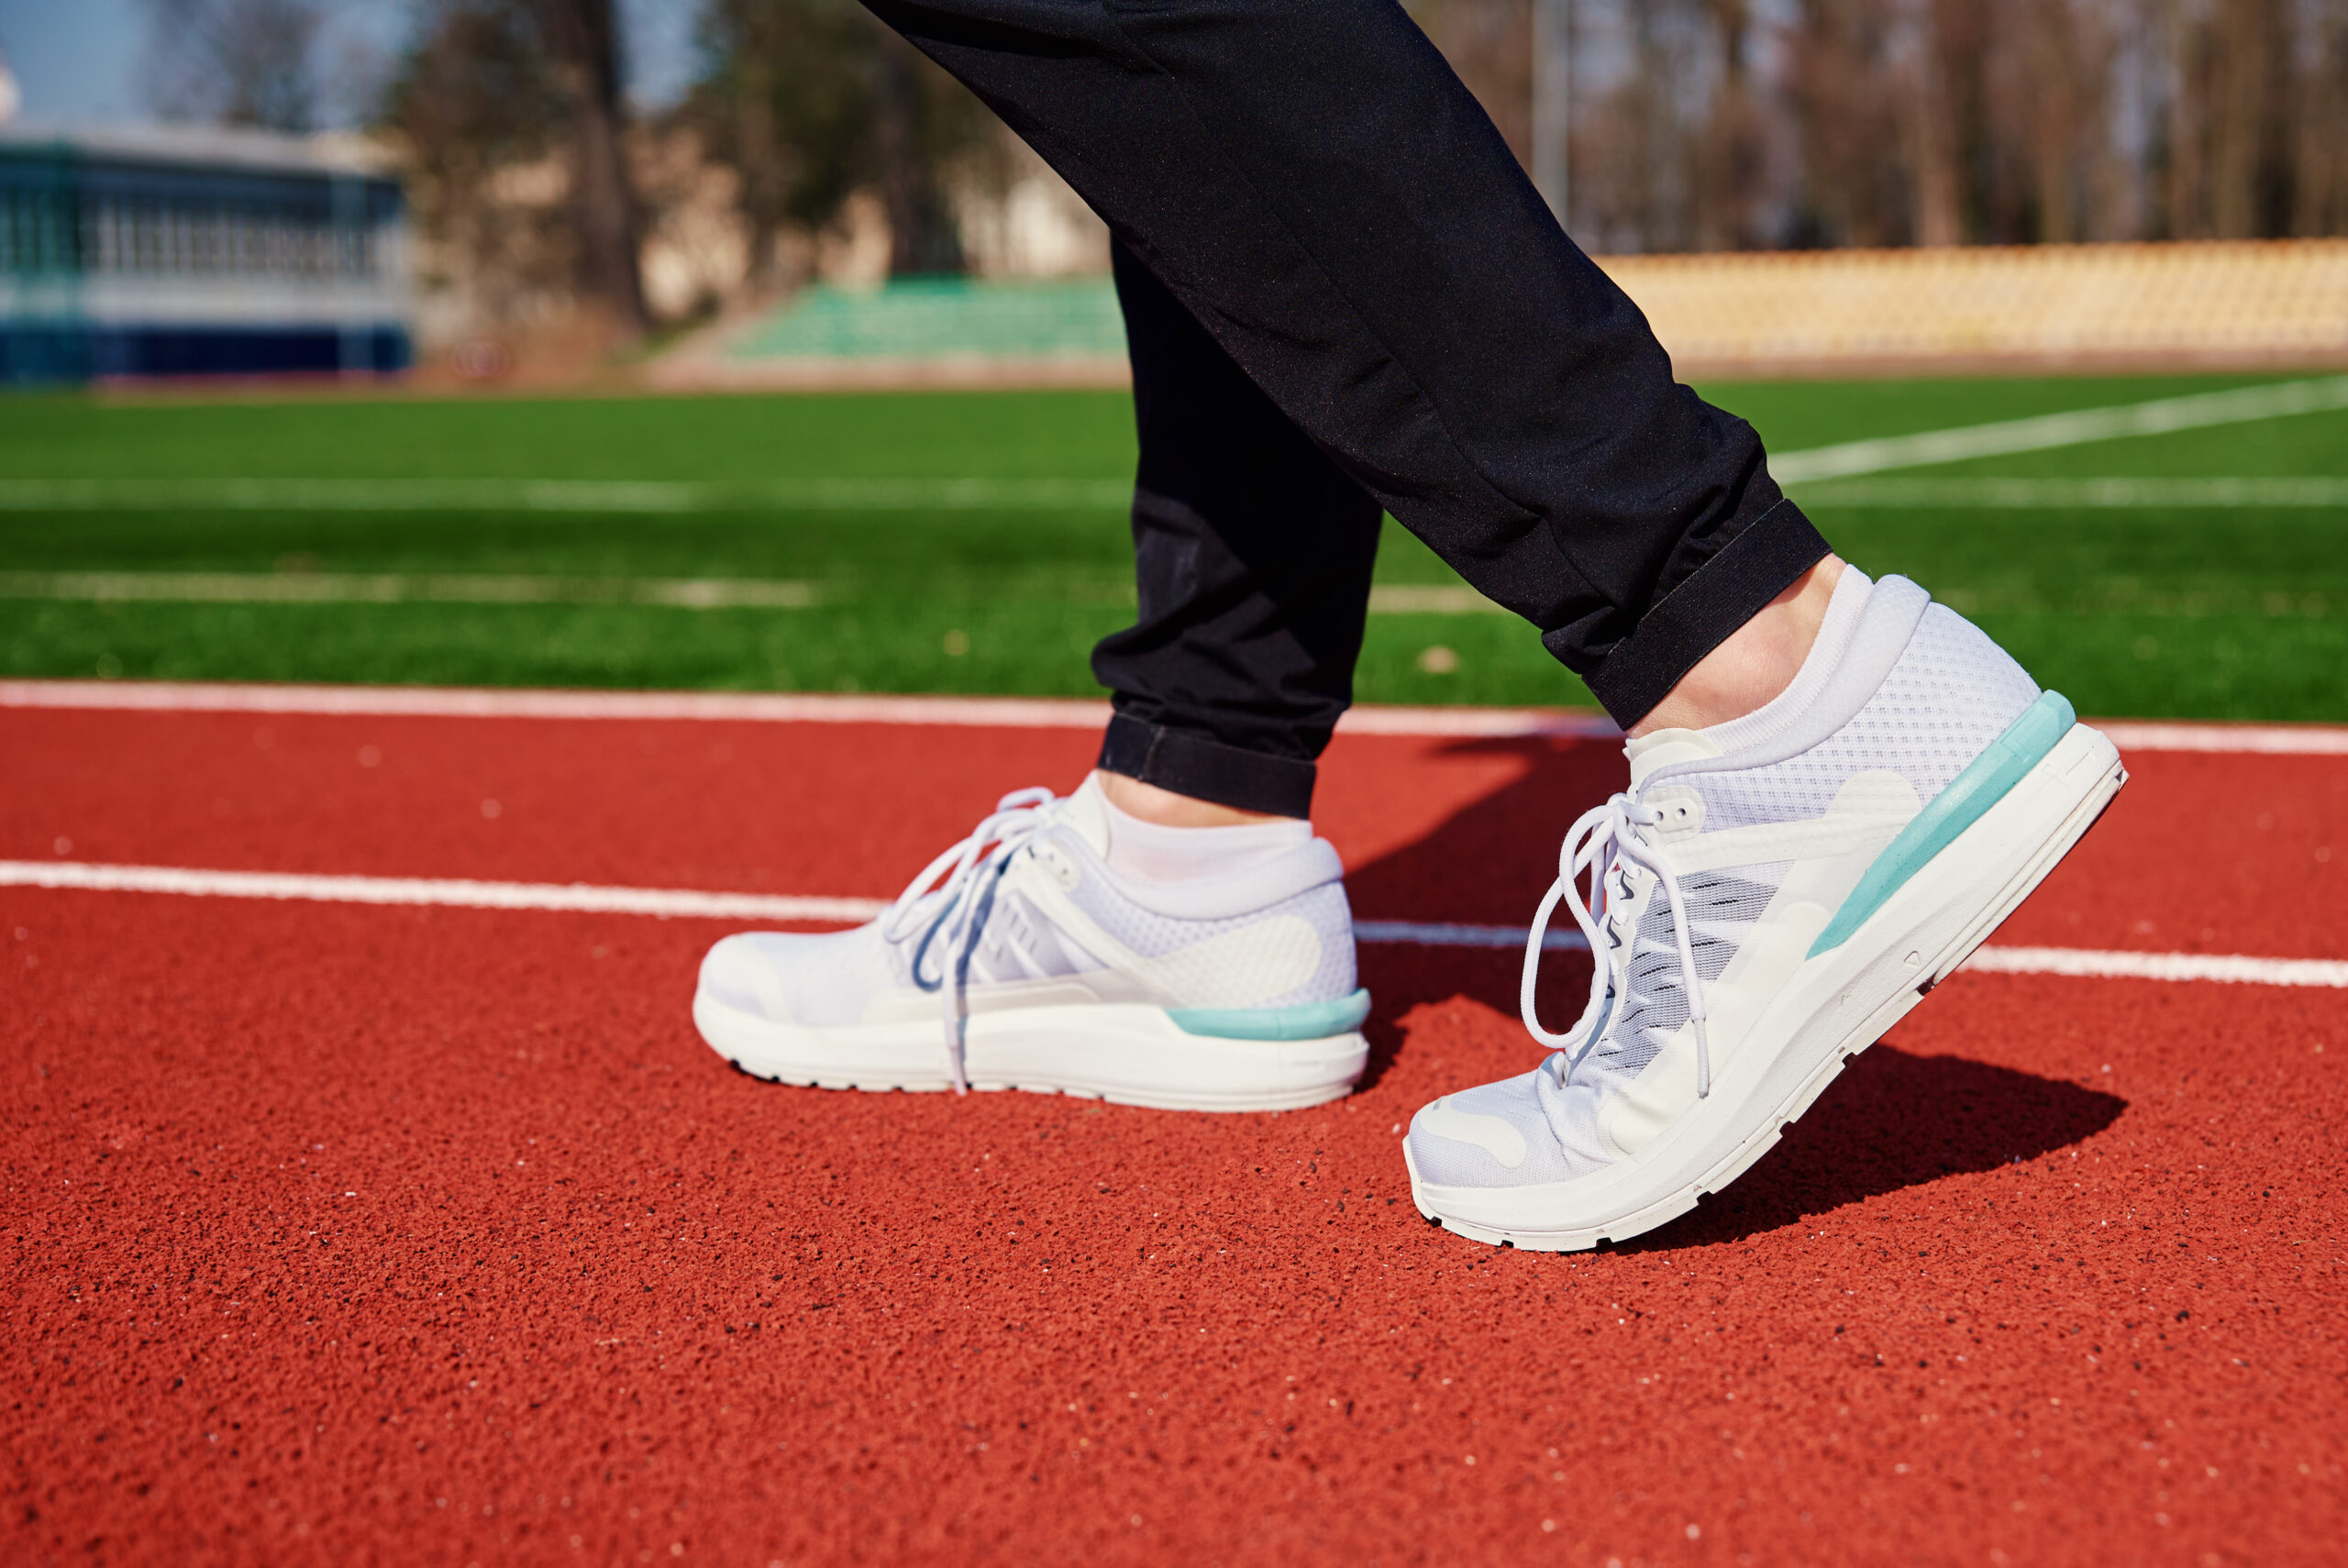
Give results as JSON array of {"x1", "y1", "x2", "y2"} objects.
[
  {"x1": 1960, "y1": 945, "x2": 2348, "y2": 988},
  {"x1": 1771, "y1": 376, "x2": 2348, "y2": 483},
  {"x1": 0, "y1": 679, "x2": 1121, "y2": 729},
  {"x1": 0, "y1": 862, "x2": 885, "y2": 923},
  {"x1": 2095, "y1": 722, "x2": 2348, "y2": 756},
  {"x1": 0, "y1": 570, "x2": 820, "y2": 610},
  {"x1": 6, "y1": 861, "x2": 2342, "y2": 988},
  {"x1": 0, "y1": 478, "x2": 1135, "y2": 513},
  {"x1": 2, "y1": 679, "x2": 2340, "y2": 752},
  {"x1": 0, "y1": 679, "x2": 1622, "y2": 739},
  {"x1": 1362, "y1": 921, "x2": 2348, "y2": 986},
  {"x1": 1341, "y1": 707, "x2": 1622, "y2": 737},
  {"x1": 1801, "y1": 476, "x2": 2348, "y2": 508},
  {"x1": 1357, "y1": 920, "x2": 1588, "y2": 952}
]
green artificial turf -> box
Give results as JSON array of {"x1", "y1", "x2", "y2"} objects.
[{"x1": 2, "y1": 373, "x2": 2343, "y2": 719}]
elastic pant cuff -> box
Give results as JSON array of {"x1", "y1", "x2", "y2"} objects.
[
  {"x1": 1578, "y1": 500, "x2": 1833, "y2": 726},
  {"x1": 1096, "y1": 714, "x2": 1318, "y2": 819}
]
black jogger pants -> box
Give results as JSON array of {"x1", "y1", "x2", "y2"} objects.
[{"x1": 866, "y1": 0, "x2": 1832, "y2": 816}]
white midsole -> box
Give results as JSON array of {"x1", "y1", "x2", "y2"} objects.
[
  {"x1": 692, "y1": 992, "x2": 1368, "y2": 1112},
  {"x1": 1412, "y1": 721, "x2": 2127, "y2": 1247}
]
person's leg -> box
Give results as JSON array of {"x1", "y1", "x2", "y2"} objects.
[
  {"x1": 1091, "y1": 238, "x2": 1383, "y2": 825},
  {"x1": 1634, "y1": 554, "x2": 1845, "y2": 734},
  {"x1": 862, "y1": 0, "x2": 1825, "y2": 729}
]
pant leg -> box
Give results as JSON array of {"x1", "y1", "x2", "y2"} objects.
[
  {"x1": 1092, "y1": 239, "x2": 1382, "y2": 819},
  {"x1": 863, "y1": 0, "x2": 1830, "y2": 726}
]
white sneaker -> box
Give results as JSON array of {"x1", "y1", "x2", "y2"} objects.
[
  {"x1": 1403, "y1": 570, "x2": 2125, "y2": 1249},
  {"x1": 692, "y1": 778, "x2": 1369, "y2": 1110}
]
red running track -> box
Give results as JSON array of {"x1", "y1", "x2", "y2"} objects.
[{"x1": 4, "y1": 702, "x2": 2344, "y2": 1565}]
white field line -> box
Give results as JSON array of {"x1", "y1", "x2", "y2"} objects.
[
  {"x1": 3, "y1": 678, "x2": 2341, "y2": 751},
  {"x1": 1771, "y1": 375, "x2": 2348, "y2": 483},
  {"x1": 1366, "y1": 584, "x2": 1505, "y2": 614},
  {"x1": 0, "y1": 570, "x2": 820, "y2": 610},
  {"x1": 0, "y1": 478, "x2": 1135, "y2": 513},
  {"x1": 6, "y1": 860, "x2": 2342, "y2": 989},
  {"x1": 1800, "y1": 476, "x2": 2348, "y2": 508},
  {"x1": 0, "y1": 376, "x2": 2338, "y2": 518}
]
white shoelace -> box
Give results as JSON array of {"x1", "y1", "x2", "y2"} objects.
[
  {"x1": 1521, "y1": 791, "x2": 1716, "y2": 1098},
  {"x1": 878, "y1": 786, "x2": 1058, "y2": 1095}
]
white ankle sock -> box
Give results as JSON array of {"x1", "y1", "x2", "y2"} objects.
[
  {"x1": 1098, "y1": 790, "x2": 1312, "y2": 884},
  {"x1": 1700, "y1": 566, "x2": 1875, "y2": 755}
]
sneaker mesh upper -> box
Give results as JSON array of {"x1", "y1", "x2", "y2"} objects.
[
  {"x1": 1697, "y1": 604, "x2": 2038, "y2": 831},
  {"x1": 1589, "y1": 860, "x2": 1789, "y2": 1078},
  {"x1": 1060, "y1": 862, "x2": 1357, "y2": 1008},
  {"x1": 703, "y1": 821, "x2": 1358, "y2": 1028},
  {"x1": 1551, "y1": 603, "x2": 2036, "y2": 1160},
  {"x1": 1410, "y1": 596, "x2": 2046, "y2": 1191}
]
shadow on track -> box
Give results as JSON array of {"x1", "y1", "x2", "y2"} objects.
[
  {"x1": 1627, "y1": 1045, "x2": 2127, "y2": 1250},
  {"x1": 1343, "y1": 734, "x2": 1621, "y2": 929},
  {"x1": 1341, "y1": 731, "x2": 2126, "y2": 1230},
  {"x1": 1345, "y1": 733, "x2": 1616, "y2": 1096}
]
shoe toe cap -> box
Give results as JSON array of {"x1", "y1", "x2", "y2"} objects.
[
  {"x1": 697, "y1": 932, "x2": 801, "y2": 1023},
  {"x1": 1406, "y1": 1072, "x2": 1584, "y2": 1188},
  {"x1": 698, "y1": 925, "x2": 911, "y2": 1027}
]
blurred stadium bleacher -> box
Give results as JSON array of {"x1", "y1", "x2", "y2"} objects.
[
  {"x1": 659, "y1": 238, "x2": 2348, "y2": 389},
  {"x1": 1601, "y1": 240, "x2": 2348, "y2": 379},
  {"x1": 653, "y1": 274, "x2": 1128, "y2": 391}
]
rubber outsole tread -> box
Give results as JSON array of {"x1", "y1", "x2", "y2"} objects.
[
  {"x1": 726, "y1": 1061, "x2": 1350, "y2": 1113},
  {"x1": 696, "y1": 993, "x2": 1366, "y2": 1112}
]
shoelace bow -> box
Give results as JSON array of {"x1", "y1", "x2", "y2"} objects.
[
  {"x1": 878, "y1": 785, "x2": 1058, "y2": 1095},
  {"x1": 1521, "y1": 791, "x2": 1716, "y2": 1098}
]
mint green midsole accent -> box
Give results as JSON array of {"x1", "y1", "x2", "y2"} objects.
[
  {"x1": 1809, "y1": 690, "x2": 2077, "y2": 956},
  {"x1": 1168, "y1": 988, "x2": 1372, "y2": 1041}
]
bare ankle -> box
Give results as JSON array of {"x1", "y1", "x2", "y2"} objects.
[
  {"x1": 1095, "y1": 770, "x2": 1289, "y2": 828},
  {"x1": 1630, "y1": 556, "x2": 1845, "y2": 736}
]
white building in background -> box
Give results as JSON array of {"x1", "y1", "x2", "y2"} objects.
[{"x1": 0, "y1": 123, "x2": 413, "y2": 383}]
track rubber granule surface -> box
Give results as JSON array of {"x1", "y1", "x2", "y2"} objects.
[{"x1": 4, "y1": 707, "x2": 2343, "y2": 1565}]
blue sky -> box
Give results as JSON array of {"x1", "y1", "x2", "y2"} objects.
[{"x1": 0, "y1": 0, "x2": 701, "y2": 128}]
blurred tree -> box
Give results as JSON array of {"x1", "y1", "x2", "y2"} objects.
[
  {"x1": 2297, "y1": 0, "x2": 2348, "y2": 236},
  {"x1": 1401, "y1": 0, "x2": 2348, "y2": 251},
  {"x1": 531, "y1": 0, "x2": 649, "y2": 333},
  {"x1": 388, "y1": 0, "x2": 648, "y2": 338},
  {"x1": 140, "y1": 0, "x2": 325, "y2": 132},
  {"x1": 1780, "y1": 0, "x2": 1911, "y2": 246},
  {"x1": 689, "y1": 0, "x2": 990, "y2": 281},
  {"x1": 1692, "y1": 0, "x2": 1772, "y2": 252},
  {"x1": 1408, "y1": 0, "x2": 1535, "y2": 164},
  {"x1": 386, "y1": 0, "x2": 566, "y2": 327}
]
